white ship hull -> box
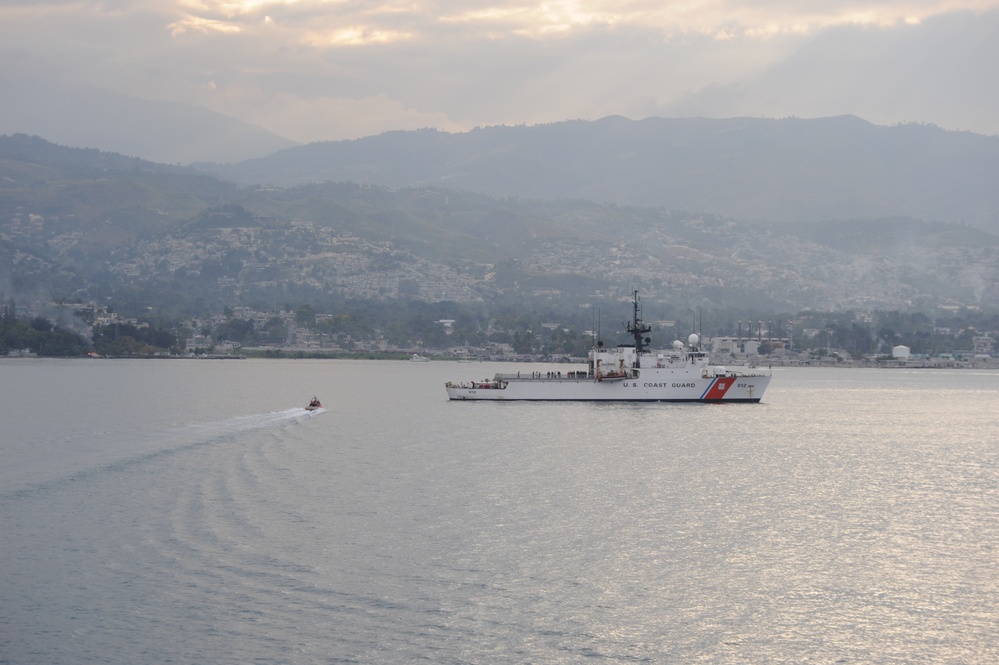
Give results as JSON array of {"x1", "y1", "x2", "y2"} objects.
[{"x1": 446, "y1": 366, "x2": 769, "y2": 402}]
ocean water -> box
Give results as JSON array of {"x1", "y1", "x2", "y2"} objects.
[{"x1": 1, "y1": 359, "x2": 997, "y2": 664}]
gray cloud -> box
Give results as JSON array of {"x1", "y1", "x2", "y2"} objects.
[{"x1": 1, "y1": 1, "x2": 997, "y2": 146}]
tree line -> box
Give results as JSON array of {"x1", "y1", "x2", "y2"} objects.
[
  {"x1": 1, "y1": 301, "x2": 89, "y2": 356},
  {"x1": 4, "y1": 294, "x2": 997, "y2": 359},
  {"x1": 1, "y1": 299, "x2": 183, "y2": 357}
]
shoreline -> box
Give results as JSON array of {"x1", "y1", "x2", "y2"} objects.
[{"x1": 5, "y1": 352, "x2": 999, "y2": 369}]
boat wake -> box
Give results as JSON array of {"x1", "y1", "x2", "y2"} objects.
[
  {"x1": 3, "y1": 407, "x2": 323, "y2": 499},
  {"x1": 182, "y1": 407, "x2": 321, "y2": 438}
]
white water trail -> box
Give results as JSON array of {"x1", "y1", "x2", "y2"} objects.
[{"x1": 2, "y1": 407, "x2": 324, "y2": 498}]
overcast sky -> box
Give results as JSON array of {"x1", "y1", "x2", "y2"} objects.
[{"x1": 2, "y1": 1, "x2": 998, "y2": 143}]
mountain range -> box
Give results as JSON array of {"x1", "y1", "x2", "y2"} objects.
[
  {"x1": 2, "y1": 117, "x2": 998, "y2": 320},
  {"x1": 201, "y1": 115, "x2": 999, "y2": 233}
]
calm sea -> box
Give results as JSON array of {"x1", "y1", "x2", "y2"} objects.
[{"x1": 1, "y1": 359, "x2": 997, "y2": 664}]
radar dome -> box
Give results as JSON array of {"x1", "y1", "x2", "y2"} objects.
[
  {"x1": 688, "y1": 333, "x2": 699, "y2": 347},
  {"x1": 672, "y1": 340, "x2": 683, "y2": 350}
]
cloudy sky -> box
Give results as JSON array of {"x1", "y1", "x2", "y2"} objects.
[{"x1": 2, "y1": 0, "x2": 998, "y2": 144}]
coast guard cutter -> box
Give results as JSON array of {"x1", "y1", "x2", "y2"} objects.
[{"x1": 445, "y1": 291, "x2": 771, "y2": 402}]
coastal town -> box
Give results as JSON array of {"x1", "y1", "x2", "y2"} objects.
[{"x1": 5, "y1": 295, "x2": 995, "y2": 370}]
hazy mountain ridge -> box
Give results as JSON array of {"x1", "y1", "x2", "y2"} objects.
[
  {"x1": 0, "y1": 77, "x2": 298, "y2": 164},
  {"x1": 202, "y1": 116, "x2": 999, "y2": 234},
  {"x1": 0, "y1": 133, "x2": 186, "y2": 175},
  {"x1": 2, "y1": 135, "x2": 998, "y2": 317}
]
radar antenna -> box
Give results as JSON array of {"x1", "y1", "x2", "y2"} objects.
[{"x1": 625, "y1": 289, "x2": 652, "y2": 355}]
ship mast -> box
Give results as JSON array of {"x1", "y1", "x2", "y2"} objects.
[{"x1": 626, "y1": 289, "x2": 652, "y2": 356}]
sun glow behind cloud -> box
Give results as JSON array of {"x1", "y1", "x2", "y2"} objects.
[
  {"x1": 439, "y1": 2, "x2": 621, "y2": 37},
  {"x1": 161, "y1": 1, "x2": 999, "y2": 49},
  {"x1": 171, "y1": 0, "x2": 999, "y2": 43},
  {"x1": 300, "y1": 26, "x2": 412, "y2": 46},
  {"x1": 169, "y1": 15, "x2": 245, "y2": 36},
  {"x1": 3, "y1": 0, "x2": 998, "y2": 144}
]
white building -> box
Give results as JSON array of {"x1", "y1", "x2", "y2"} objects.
[{"x1": 972, "y1": 336, "x2": 994, "y2": 356}]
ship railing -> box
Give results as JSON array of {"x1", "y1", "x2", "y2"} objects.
[{"x1": 493, "y1": 370, "x2": 590, "y2": 381}]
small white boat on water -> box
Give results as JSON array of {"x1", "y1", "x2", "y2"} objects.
[
  {"x1": 445, "y1": 291, "x2": 771, "y2": 403},
  {"x1": 410, "y1": 353, "x2": 430, "y2": 362}
]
